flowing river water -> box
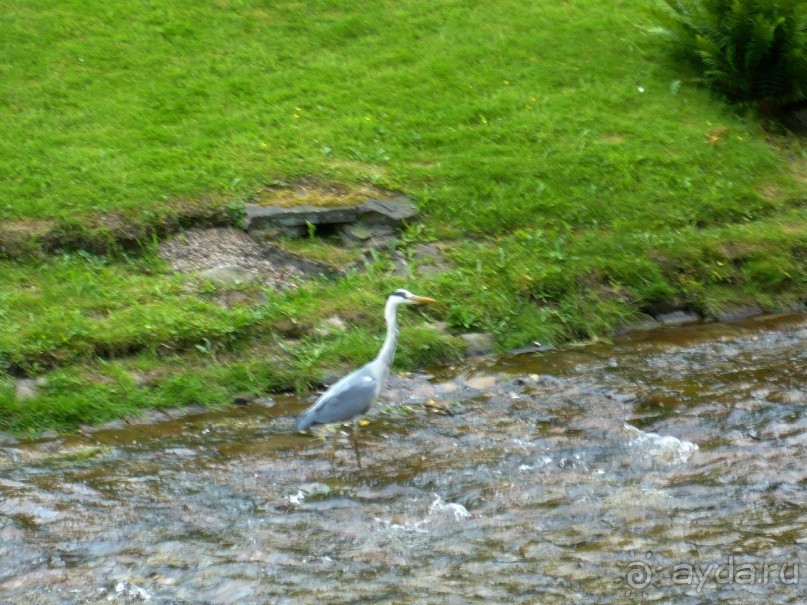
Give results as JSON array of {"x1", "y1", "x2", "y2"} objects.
[{"x1": 2, "y1": 313, "x2": 807, "y2": 604}]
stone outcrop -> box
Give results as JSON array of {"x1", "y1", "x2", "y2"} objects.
[{"x1": 245, "y1": 194, "x2": 417, "y2": 249}]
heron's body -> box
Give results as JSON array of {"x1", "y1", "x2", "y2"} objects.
[
  {"x1": 295, "y1": 289, "x2": 436, "y2": 466},
  {"x1": 296, "y1": 361, "x2": 380, "y2": 430}
]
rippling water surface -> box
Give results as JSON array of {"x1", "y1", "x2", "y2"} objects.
[{"x1": 2, "y1": 313, "x2": 807, "y2": 604}]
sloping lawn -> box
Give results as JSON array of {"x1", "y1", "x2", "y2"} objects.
[{"x1": 0, "y1": 0, "x2": 805, "y2": 433}]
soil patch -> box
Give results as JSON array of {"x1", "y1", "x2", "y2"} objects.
[{"x1": 157, "y1": 227, "x2": 304, "y2": 290}]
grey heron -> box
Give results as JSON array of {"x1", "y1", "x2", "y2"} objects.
[{"x1": 296, "y1": 289, "x2": 437, "y2": 468}]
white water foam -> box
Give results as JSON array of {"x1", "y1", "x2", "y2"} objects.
[
  {"x1": 428, "y1": 494, "x2": 471, "y2": 521},
  {"x1": 623, "y1": 423, "x2": 698, "y2": 464}
]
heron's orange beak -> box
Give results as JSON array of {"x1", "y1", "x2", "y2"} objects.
[{"x1": 411, "y1": 296, "x2": 437, "y2": 304}]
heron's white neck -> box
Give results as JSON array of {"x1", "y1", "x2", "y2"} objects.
[{"x1": 374, "y1": 297, "x2": 401, "y2": 382}]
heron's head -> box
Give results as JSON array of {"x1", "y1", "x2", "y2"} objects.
[{"x1": 389, "y1": 289, "x2": 437, "y2": 305}]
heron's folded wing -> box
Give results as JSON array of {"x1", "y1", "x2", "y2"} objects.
[{"x1": 308, "y1": 368, "x2": 378, "y2": 425}]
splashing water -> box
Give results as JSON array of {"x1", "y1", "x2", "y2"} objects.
[
  {"x1": 1, "y1": 313, "x2": 806, "y2": 603},
  {"x1": 623, "y1": 423, "x2": 699, "y2": 464}
]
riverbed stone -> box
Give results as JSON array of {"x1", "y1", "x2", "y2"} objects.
[
  {"x1": 460, "y1": 332, "x2": 497, "y2": 356},
  {"x1": 654, "y1": 310, "x2": 701, "y2": 325},
  {"x1": 232, "y1": 393, "x2": 257, "y2": 406},
  {"x1": 385, "y1": 373, "x2": 438, "y2": 403},
  {"x1": 0, "y1": 497, "x2": 62, "y2": 525},
  {"x1": 767, "y1": 389, "x2": 807, "y2": 404},
  {"x1": 633, "y1": 313, "x2": 662, "y2": 331},
  {"x1": 713, "y1": 305, "x2": 765, "y2": 322},
  {"x1": 299, "y1": 482, "x2": 333, "y2": 497},
  {"x1": 463, "y1": 373, "x2": 497, "y2": 391},
  {"x1": 253, "y1": 397, "x2": 276, "y2": 408},
  {"x1": 198, "y1": 580, "x2": 254, "y2": 604},
  {"x1": 0, "y1": 432, "x2": 19, "y2": 445},
  {"x1": 113, "y1": 581, "x2": 153, "y2": 602},
  {"x1": 508, "y1": 343, "x2": 554, "y2": 355},
  {"x1": 90, "y1": 419, "x2": 127, "y2": 432}
]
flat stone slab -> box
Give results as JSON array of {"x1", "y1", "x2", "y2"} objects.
[
  {"x1": 357, "y1": 196, "x2": 417, "y2": 225},
  {"x1": 245, "y1": 194, "x2": 417, "y2": 232},
  {"x1": 245, "y1": 204, "x2": 359, "y2": 229}
]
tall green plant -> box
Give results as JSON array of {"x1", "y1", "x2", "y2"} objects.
[{"x1": 652, "y1": 0, "x2": 807, "y2": 109}]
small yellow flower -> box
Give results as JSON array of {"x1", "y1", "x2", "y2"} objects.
[
  {"x1": 707, "y1": 126, "x2": 729, "y2": 144},
  {"x1": 503, "y1": 79, "x2": 510, "y2": 85},
  {"x1": 359, "y1": 419, "x2": 370, "y2": 427}
]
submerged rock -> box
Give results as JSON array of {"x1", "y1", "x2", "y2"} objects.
[{"x1": 196, "y1": 580, "x2": 254, "y2": 604}]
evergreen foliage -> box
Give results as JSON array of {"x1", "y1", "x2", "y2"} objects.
[{"x1": 653, "y1": 0, "x2": 807, "y2": 108}]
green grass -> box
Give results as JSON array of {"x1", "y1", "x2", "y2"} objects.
[{"x1": 1, "y1": 0, "x2": 806, "y2": 434}]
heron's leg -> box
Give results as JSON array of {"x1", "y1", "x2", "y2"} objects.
[
  {"x1": 350, "y1": 418, "x2": 363, "y2": 470},
  {"x1": 328, "y1": 427, "x2": 340, "y2": 467}
]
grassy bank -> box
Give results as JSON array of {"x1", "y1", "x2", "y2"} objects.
[{"x1": 1, "y1": 0, "x2": 806, "y2": 434}]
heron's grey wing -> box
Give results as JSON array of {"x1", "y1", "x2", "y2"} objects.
[{"x1": 296, "y1": 364, "x2": 378, "y2": 430}]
